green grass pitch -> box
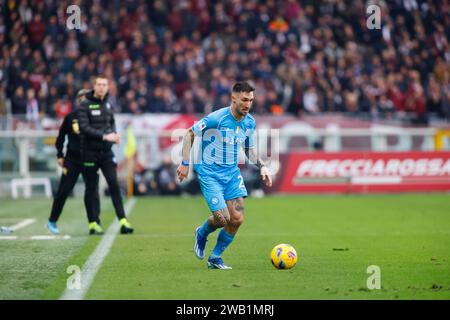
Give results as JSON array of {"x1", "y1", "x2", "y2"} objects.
[{"x1": 1, "y1": 193, "x2": 450, "y2": 300}]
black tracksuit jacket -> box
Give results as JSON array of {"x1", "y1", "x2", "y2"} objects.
[{"x1": 77, "y1": 90, "x2": 116, "y2": 158}]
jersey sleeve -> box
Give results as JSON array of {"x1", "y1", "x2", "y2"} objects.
[{"x1": 191, "y1": 113, "x2": 219, "y2": 136}]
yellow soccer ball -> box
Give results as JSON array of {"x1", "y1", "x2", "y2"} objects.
[{"x1": 270, "y1": 244, "x2": 298, "y2": 269}]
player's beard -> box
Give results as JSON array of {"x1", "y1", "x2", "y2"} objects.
[{"x1": 238, "y1": 105, "x2": 249, "y2": 116}]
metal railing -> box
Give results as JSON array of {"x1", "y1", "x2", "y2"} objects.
[{"x1": 0, "y1": 126, "x2": 447, "y2": 179}]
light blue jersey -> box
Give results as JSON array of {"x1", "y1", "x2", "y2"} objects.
[
  {"x1": 192, "y1": 106, "x2": 256, "y2": 174},
  {"x1": 191, "y1": 106, "x2": 256, "y2": 212}
]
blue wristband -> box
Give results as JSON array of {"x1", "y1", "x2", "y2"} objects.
[{"x1": 181, "y1": 160, "x2": 189, "y2": 166}]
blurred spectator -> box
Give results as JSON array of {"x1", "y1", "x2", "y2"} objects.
[
  {"x1": 303, "y1": 86, "x2": 320, "y2": 113},
  {"x1": 27, "y1": 13, "x2": 45, "y2": 48},
  {"x1": 376, "y1": 94, "x2": 395, "y2": 119},
  {"x1": 155, "y1": 154, "x2": 180, "y2": 196},
  {"x1": 25, "y1": 88, "x2": 39, "y2": 122},
  {"x1": 0, "y1": 0, "x2": 448, "y2": 124},
  {"x1": 404, "y1": 71, "x2": 427, "y2": 124},
  {"x1": 241, "y1": 165, "x2": 264, "y2": 197},
  {"x1": 54, "y1": 96, "x2": 72, "y2": 119},
  {"x1": 387, "y1": 84, "x2": 405, "y2": 112},
  {"x1": 312, "y1": 140, "x2": 324, "y2": 151},
  {"x1": 0, "y1": 87, "x2": 7, "y2": 129},
  {"x1": 427, "y1": 77, "x2": 445, "y2": 118},
  {"x1": 133, "y1": 168, "x2": 158, "y2": 196},
  {"x1": 182, "y1": 90, "x2": 203, "y2": 114},
  {"x1": 11, "y1": 87, "x2": 26, "y2": 115}
]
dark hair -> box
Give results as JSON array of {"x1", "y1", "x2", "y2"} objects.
[{"x1": 232, "y1": 82, "x2": 255, "y2": 93}]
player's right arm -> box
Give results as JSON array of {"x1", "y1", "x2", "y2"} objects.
[
  {"x1": 177, "y1": 114, "x2": 219, "y2": 182},
  {"x1": 176, "y1": 128, "x2": 195, "y2": 182},
  {"x1": 243, "y1": 122, "x2": 272, "y2": 187}
]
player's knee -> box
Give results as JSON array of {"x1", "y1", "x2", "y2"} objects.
[
  {"x1": 232, "y1": 214, "x2": 244, "y2": 228},
  {"x1": 213, "y1": 210, "x2": 230, "y2": 227},
  {"x1": 231, "y1": 198, "x2": 245, "y2": 214},
  {"x1": 218, "y1": 215, "x2": 230, "y2": 228}
]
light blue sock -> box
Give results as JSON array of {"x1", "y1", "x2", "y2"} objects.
[
  {"x1": 210, "y1": 229, "x2": 235, "y2": 258},
  {"x1": 198, "y1": 219, "x2": 215, "y2": 239}
]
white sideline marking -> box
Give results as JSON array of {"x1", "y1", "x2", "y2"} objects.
[
  {"x1": 59, "y1": 198, "x2": 137, "y2": 300},
  {"x1": 9, "y1": 218, "x2": 36, "y2": 231},
  {"x1": 30, "y1": 235, "x2": 71, "y2": 240},
  {"x1": 0, "y1": 235, "x2": 71, "y2": 240},
  {"x1": 0, "y1": 236, "x2": 18, "y2": 240},
  {"x1": 351, "y1": 176, "x2": 402, "y2": 185}
]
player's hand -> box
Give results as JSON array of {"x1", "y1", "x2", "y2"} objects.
[
  {"x1": 260, "y1": 166, "x2": 272, "y2": 187},
  {"x1": 103, "y1": 133, "x2": 120, "y2": 144},
  {"x1": 57, "y1": 158, "x2": 64, "y2": 168},
  {"x1": 177, "y1": 164, "x2": 189, "y2": 182},
  {"x1": 114, "y1": 133, "x2": 121, "y2": 144}
]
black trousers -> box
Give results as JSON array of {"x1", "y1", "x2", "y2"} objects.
[
  {"x1": 49, "y1": 157, "x2": 100, "y2": 224},
  {"x1": 83, "y1": 150, "x2": 126, "y2": 221}
]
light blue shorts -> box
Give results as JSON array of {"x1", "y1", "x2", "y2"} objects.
[{"x1": 198, "y1": 167, "x2": 248, "y2": 212}]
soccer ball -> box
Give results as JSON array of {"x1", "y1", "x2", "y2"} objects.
[{"x1": 270, "y1": 244, "x2": 298, "y2": 269}]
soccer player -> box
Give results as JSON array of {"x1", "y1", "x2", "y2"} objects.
[
  {"x1": 177, "y1": 82, "x2": 272, "y2": 269},
  {"x1": 78, "y1": 75, "x2": 134, "y2": 234},
  {"x1": 46, "y1": 89, "x2": 101, "y2": 235}
]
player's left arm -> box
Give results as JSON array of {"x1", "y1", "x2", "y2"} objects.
[
  {"x1": 243, "y1": 122, "x2": 272, "y2": 187},
  {"x1": 244, "y1": 147, "x2": 272, "y2": 187}
]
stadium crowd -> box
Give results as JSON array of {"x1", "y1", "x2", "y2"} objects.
[{"x1": 0, "y1": 0, "x2": 449, "y2": 124}]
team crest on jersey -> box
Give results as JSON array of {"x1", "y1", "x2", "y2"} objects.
[{"x1": 106, "y1": 102, "x2": 111, "y2": 109}]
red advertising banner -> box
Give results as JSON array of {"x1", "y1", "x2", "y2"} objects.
[{"x1": 278, "y1": 151, "x2": 450, "y2": 193}]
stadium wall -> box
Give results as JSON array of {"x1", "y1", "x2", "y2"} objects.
[{"x1": 274, "y1": 151, "x2": 450, "y2": 194}]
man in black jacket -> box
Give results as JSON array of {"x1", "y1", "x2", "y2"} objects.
[
  {"x1": 46, "y1": 89, "x2": 102, "y2": 235},
  {"x1": 78, "y1": 75, "x2": 134, "y2": 234}
]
